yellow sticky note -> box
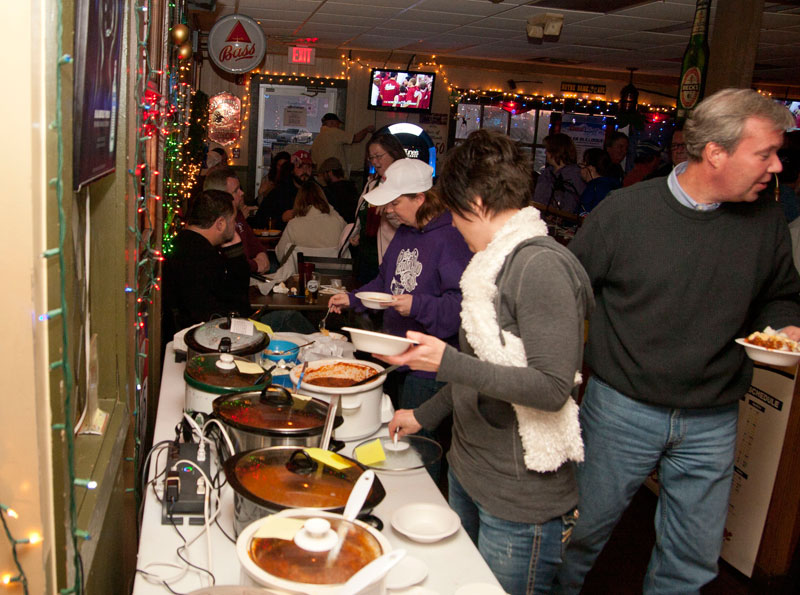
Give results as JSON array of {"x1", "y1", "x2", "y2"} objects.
[
  {"x1": 249, "y1": 319, "x2": 273, "y2": 334},
  {"x1": 253, "y1": 516, "x2": 306, "y2": 540},
  {"x1": 235, "y1": 360, "x2": 266, "y2": 375},
  {"x1": 304, "y1": 448, "x2": 351, "y2": 471},
  {"x1": 354, "y1": 439, "x2": 386, "y2": 466}
]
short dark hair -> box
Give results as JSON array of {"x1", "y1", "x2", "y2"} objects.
[
  {"x1": 268, "y1": 151, "x2": 291, "y2": 182},
  {"x1": 582, "y1": 148, "x2": 613, "y2": 177},
  {"x1": 203, "y1": 166, "x2": 238, "y2": 191},
  {"x1": 544, "y1": 133, "x2": 577, "y2": 165},
  {"x1": 438, "y1": 129, "x2": 531, "y2": 218},
  {"x1": 211, "y1": 147, "x2": 228, "y2": 160},
  {"x1": 185, "y1": 189, "x2": 234, "y2": 228},
  {"x1": 366, "y1": 131, "x2": 407, "y2": 163},
  {"x1": 294, "y1": 182, "x2": 330, "y2": 217},
  {"x1": 605, "y1": 131, "x2": 629, "y2": 149}
]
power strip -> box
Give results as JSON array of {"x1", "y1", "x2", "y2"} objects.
[{"x1": 161, "y1": 442, "x2": 212, "y2": 526}]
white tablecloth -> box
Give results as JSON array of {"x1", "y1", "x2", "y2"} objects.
[{"x1": 132, "y1": 342, "x2": 501, "y2": 594}]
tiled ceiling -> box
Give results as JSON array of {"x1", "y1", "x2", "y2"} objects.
[{"x1": 195, "y1": 0, "x2": 800, "y2": 86}]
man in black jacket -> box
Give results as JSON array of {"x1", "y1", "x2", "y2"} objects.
[{"x1": 163, "y1": 189, "x2": 250, "y2": 334}]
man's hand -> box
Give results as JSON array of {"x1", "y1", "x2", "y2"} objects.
[
  {"x1": 328, "y1": 293, "x2": 350, "y2": 314},
  {"x1": 389, "y1": 294, "x2": 413, "y2": 317},
  {"x1": 388, "y1": 409, "x2": 422, "y2": 439},
  {"x1": 282, "y1": 209, "x2": 295, "y2": 223},
  {"x1": 375, "y1": 331, "x2": 445, "y2": 373},
  {"x1": 254, "y1": 252, "x2": 269, "y2": 273}
]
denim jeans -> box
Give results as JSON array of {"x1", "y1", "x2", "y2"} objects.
[
  {"x1": 449, "y1": 469, "x2": 578, "y2": 595},
  {"x1": 554, "y1": 377, "x2": 738, "y2": 595}
]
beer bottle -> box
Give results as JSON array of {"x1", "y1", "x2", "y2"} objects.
[{"x1": 676, "y1": 0, "x2": 711, "y2": 122}]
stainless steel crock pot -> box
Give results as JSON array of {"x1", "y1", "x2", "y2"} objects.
[
  {"x1": 224, "y1": 446, "x2": 386, "y2": 535},
  {"x1": 185, "y1": 316, "x2": 269, "y2": 361},
  {"x1": 184, "y1": 353, "x2": 270, "y2": 415},
  {"x1": 212, "y1": 386, "x2": 343, "y2": 452}
]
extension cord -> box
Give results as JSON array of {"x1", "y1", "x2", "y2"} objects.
[{"x1": 160, "y1": 442, "x2": 211, "y2": 526}]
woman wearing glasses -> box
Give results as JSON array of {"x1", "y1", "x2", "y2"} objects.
[{"x1": 348, "y1": 131, "x2": 407, "y2": 284}]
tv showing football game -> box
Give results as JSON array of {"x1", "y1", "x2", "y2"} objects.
[{"x1": 367, "y1": 69, "x2": 436, "y2": 114}]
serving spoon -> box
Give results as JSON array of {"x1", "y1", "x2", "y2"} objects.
[{"x1": 350, "y1": 364, "x2": 399, "y2": 387}]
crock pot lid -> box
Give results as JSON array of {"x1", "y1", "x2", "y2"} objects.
[
  {"x1": 226, "y1": 447, "x2": 384, "y2": 512},
  {"x1": 213, "y1": 387, "x2": 328, "y2": 434},
  {"x1": 247, "y1": 514, "x2": 382, "y2": 585},
  {"x1": 184, "y1": 354, "x2": 268, "y2": 393},
  {"x1": 190, "y1": 317, "x2": 267, "y2": 351}
]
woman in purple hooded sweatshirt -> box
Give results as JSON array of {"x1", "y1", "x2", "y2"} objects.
[{"x1": 330, "y1": 158, "x2": 473, "y2": 425}]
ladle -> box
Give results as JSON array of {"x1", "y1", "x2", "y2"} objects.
[{"x1": 337, "y1": 549, "x2": 406, "y2": 595}]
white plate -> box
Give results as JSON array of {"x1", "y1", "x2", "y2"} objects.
[
  {"x1": 392, "y1": 503, "x2": 461, "y2": 543},
  {"x1": 735, "y1": 338, "x2": 800, "y2": 367},
  {"x1": 355, "y1": 291, "x2": 395, "y2": 310},
  {"x1": 386, "y1": 555, "x2": 428, "y2": 590},
  {"x1": 343, "y1": 327, "x2": 418, "y2": 356}
]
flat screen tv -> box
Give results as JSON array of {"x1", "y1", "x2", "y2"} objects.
[{"x1": 368, "y1": 69, "x2": 436, "y2": 114}]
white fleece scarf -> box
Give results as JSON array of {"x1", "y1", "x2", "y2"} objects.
[{"x1": 459, "y1": 207, "x2": 584, "y2": 472}]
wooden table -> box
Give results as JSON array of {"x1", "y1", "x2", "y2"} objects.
[{"x1": 249, "y1": 274, "x2": 357, "y2": 312}]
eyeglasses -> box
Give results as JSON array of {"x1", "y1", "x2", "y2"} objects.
[
  {"x1": 368, "y1": 152, "x2": 388, "y2": 162},
  {"x1": 671, "y1": 143, "x2": 687, "y2": 150}
]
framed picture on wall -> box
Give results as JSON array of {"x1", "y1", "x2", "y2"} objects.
[{"x1": 73, "y1": 0, "x2": 124, "y2": 190}]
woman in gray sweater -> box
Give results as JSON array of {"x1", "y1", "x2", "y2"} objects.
[{"x1": 385, "y1": 130, "x2": 594, "y2": 595}]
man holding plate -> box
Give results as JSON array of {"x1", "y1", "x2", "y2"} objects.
[{"x1": 554, "y1": 89, "x2": 800, "y2": 594}]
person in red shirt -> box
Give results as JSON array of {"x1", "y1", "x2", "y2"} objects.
[
  {"x1": 403, "y1": 77, "x2": 418, "y2": 107},
  {"x1": 416, "y1": 81, "x2": 431, "y2": 110},
  {"x1": 379, "y1": 74, "x2": 401, "y2": 106}
]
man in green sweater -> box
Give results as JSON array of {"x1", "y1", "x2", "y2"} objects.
[{"x1": 556, "y1": 89, "x2": 800, "y2": 594}]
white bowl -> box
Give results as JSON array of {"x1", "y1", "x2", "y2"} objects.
[
  {"x1": 391, "y1": 503, "x2": 461, "y2": 544},
  {"x1": 355, "y1": 291, "x2": 394, "y2": 310},
  {"x1": 735, "y1": 338, "x2": 800, "y2": 367},
  {"x1": 343, "y1": 327, "x2": 418, "y2": 356}
]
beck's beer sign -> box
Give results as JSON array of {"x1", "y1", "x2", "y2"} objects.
[{"x1": 208, "y1": 14, "x2": 266, "y2": 74}]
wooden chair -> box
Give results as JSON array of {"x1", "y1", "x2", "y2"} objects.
[{"x1": 299, "y1": 253, "x2": 354, "y2": 277}]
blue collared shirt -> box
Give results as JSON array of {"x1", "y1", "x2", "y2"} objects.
[{"x1": 667, "y1": 161, "x2": 721, "y2": 211}]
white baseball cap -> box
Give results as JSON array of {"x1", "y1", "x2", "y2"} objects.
[{"x1": 363, "y1": 158, "x2": 433, "y2": 206}]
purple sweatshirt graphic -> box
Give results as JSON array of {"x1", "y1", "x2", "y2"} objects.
[{"x1": 350, "y1": 212, "x2": 473, "y2": 377}]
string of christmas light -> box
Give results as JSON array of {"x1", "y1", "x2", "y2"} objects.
[
  {"x1": 1, "y1": 506, "x2": 43, "y2": 594},
  {"x1": 39, "y1": 0, "x2": 83, "y2": 592},
  {"x1": 161, "y1": 19, "x2": 196, "y2": 255},
  {"x1": 452, "y1": 87, "x2": 675, "y2": 117},
  {"x1": 129, "y1": 0, "x2": 171, "y2": 508}
]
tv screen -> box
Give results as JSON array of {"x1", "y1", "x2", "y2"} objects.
[{"x1": 368, "y1": 69, "x2": 435, "y2": 114}]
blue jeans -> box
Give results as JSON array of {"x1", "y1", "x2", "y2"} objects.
[
  {"x1": 554, "y1": 377, "x2": 738, "y2": 595},
  {"x1": 449, "y1": 469, "x2": 578, "y2": 595}
]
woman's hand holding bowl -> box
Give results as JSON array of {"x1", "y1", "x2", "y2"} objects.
[{"x1": 375, "y1": 330, "x2": 446, "y2": 373}]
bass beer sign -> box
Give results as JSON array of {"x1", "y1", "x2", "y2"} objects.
[{"x1": 208, "y1": 14, "x2": 266, "y2": 74}]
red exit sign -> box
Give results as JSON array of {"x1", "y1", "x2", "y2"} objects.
[{"x1": 288, "y1": 46, "x2": 316, "y2": 65}]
